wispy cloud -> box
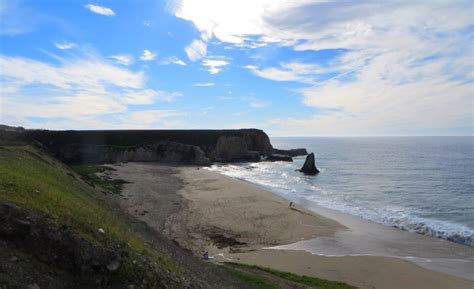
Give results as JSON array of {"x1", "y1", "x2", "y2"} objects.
[
  {"x1": 193, "y1": 82, "x2": 215, "y2": 87},
  {"x1": 0, "y1": 0, "x2": 41, "y2": 35},
  {"x1": 116, "y1": 110, "x2": 185, "y2": 128},
  {"x1": 109, "y1": 54, "x2": 133, "y2": 66},
  {"x1": 245, "y1": 62, "x2": 325, "y2": 84},
  {"x1": 244, "y1": 97, "x2": 269, "y2": 108},
  {"x1": 202, "y1": 58, "x2": 229, "y2": 74},
  {"x1": 54, "y1": 41, "x2": 76, "y2": 50},
  {"x1": 174, "y1": 0, "x2": 473, "y2": 135},
  {"x1": 85, "y1": 4, "x2": 115, "y2": 16},
  {"x1": 0, "y1": 52, "x2": 181, "y2": 129},
  {"x1": 160, "y1": 56, "x2": 187, "y2": 66},
  {"x1": 184, "y1": 39, "x2": 207, "y2": 62},
  {"x1": 140, "y1": 49, "x2": 156, "y2": 61}
]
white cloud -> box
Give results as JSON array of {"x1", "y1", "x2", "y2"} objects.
[
  {"x1": 160, "y1": 56, "x2": 187, "y2": 66},
  {"x1": 54, "y1": 41, "x2": 76, "y2": 50},
  {"x1": 116, "y1": 110, "x2": 185, "y2": 128},
  {"x1": 109, "y1": 54, "x2": 133, "y2": 66},
  {"x1": 85, "y1": 4, "x2": 115, "y2": 16},
  {"x1": 140, "y1": 49, "x2": 157, "y2": 61},
  {"x1": 184, "y1": 39, "x2": 207, "y2": 61},
  {"x1": 0, "y1": 54, "x2": 182, "y2": 128},
  {"x1": 173, "y1": 0, "x2": 473, "y2": 135},
  {"x1": 245, "y1": 62, "x2": 332, "y2": 84},
  {"x1": 155, "y1": 90, "x2": 183, "y2": 102},
  {"x1": 201, "y1": 58, "x2": 229, "y2": 74},
  {"x1": 193, "y1": 82, "x2": 215, "y2": 87},
  {"x1": 245, "y1": 97, "x2": 269, "y2": 108}
]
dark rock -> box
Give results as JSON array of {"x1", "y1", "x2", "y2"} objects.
[
  {"x1": 50, "y1": 141, "x2": 212, "y2": 166},
  {"x1": 210, "y1": 136, "x2": 249, "y2": 161},
  {"x1": 106, "y1": 260, "x2": 120, "y2": 271},
  {"x1": 244, "y1": 150, "x2": 261, "y2": 162},
  {"x1": 266, "y1": 154, "x2": 293, "y2": 162},
  {"x1": 272, "y1": 148, "x2": 308, "y2": 157},
  {"x1": 18, "y1": 128, "x2": 274, "y2": 164},
  {"x1": 26, "y1": 284, "x2": 40, "y2": 289},
  {"x1": 0, "y1": 200, "x2": 123, "y2": 273},
  {"x1": 298, "y1": 153, "x2": 320, "y2": 175}
]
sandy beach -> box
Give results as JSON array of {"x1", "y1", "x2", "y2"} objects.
[{"x1": 108, "y1": 162, "x2": 474, "y2": 289}]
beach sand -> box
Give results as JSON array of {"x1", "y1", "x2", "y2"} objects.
[{"x1": 108, "y1": 162, "x2": 474, "y2": 289}]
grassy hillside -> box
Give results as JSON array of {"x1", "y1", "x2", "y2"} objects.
[{"x1": 0, "y1": 145, "x2": 182, "y2": 287}]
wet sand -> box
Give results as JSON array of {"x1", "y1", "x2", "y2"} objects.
[{"x1": 108, "y1": 163, "x2": 474, "y2": 289}]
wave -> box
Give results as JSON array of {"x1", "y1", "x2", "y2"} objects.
[{"x1": 205, "y1": 162, "x2": 474, "y2": 247}]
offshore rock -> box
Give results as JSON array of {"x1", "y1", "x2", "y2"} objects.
[{"x1": 299, "y1": 153, "x2": 320, "y2": 175}]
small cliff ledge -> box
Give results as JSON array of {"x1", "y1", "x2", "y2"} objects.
[{"x1": 8, "y1": 128, "x2": 274, "y2": 164}]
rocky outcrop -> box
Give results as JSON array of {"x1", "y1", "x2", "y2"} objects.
[
  {"x1": 266, "y1": 154, "x2": 293, "y2": 162},
  {"x1": 55, "y1": 141, "x2": 212, "y2": 165},
  {"x1": 15, "y1": 128, "x2": 274, "y2": 164},
  {"x1": 272, "y1": 148, "x2": 308, "y2": 157},
  {"x1": 299, "y1": 153, "x2": 320, "y2": 175},
  {"x1": 0, "y1": 201, "x2": 127, "y2": 283},
  {"x1": 210, "y1": 136, "x2": 262, "y2": 162}
]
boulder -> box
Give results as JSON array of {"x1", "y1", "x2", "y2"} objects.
[
  {"x1": 266, "y1": 154, "x2": 293, "y2": 162},
  {"x1": 272, "y1": 148, "x2": 308, "y2": 157},
  {"x1": 298, "y1": 153, "x2": 320, "y2": 175}
]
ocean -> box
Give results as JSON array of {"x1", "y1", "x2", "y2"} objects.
[{"x1": 207, "y1": 136, "x2": 474, "y2": 247}]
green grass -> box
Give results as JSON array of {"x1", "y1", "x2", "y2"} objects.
[
  {"x1": 0, "y1": 145, "x2": 181, "y2": 284},
  {"x1": 69, "y1": 164, "x2": 127, "y2": 194},
  {"x1": 224, "y1": 262, "x2": 357, "y2": 289},
  {"x1": 222, "y1": 266, "x2": 278, "y2": 289}
]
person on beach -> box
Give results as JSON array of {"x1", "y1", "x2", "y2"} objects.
[{"x1": 288, "y1": 201, "x2": 293, "y2": 208}]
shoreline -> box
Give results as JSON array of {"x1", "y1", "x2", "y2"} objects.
[{"x1": 107, "y1": 162, "x2": 474, "y2": 289}]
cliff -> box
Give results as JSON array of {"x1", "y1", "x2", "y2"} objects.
[{"x1": 9, "y1": 128, "x2": 273, "y2": 164}]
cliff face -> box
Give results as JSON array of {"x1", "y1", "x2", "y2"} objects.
[{"x1": 17, "y1": 129, "x2": 273, "y2": 164}]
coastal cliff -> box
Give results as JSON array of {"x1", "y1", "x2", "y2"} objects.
[{"x1": 6, "y1": 128, "x2": 273, "y2": 164}]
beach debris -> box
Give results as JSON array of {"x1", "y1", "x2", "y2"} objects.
[{"x1": 298, "y1": 153, "x2": 320, "y2": 175}]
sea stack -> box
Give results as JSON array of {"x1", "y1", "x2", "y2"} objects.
[{"x1": 299, "y1": 152, "x2": 320, "y2": 175}]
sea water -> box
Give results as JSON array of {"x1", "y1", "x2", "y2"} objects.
[{"x1": 207, "y1": 136, "x2": 474, "y2": 247}]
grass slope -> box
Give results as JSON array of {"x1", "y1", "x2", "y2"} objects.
[
  {"x1": 0, "y1": 145, "x2": 180, "y2": 286},
  {"x1": 69, "y1": 164, "x2": 128, "y2": 194},
  {"x1": 224, "y1": 262, "x2": 357, "y2": 289}
]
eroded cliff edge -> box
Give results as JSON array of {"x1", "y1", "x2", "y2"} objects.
[{"x1": 4, "y1": 128, "x2": 274, "y2": 165}]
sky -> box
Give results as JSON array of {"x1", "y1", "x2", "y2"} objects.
[{"x1": 0, "y1": 0, "x2": 473, "y2": 136}]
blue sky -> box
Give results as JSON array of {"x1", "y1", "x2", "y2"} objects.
[{"x1": 0, "y1": 0, "x2": 472, "y2": 136}]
